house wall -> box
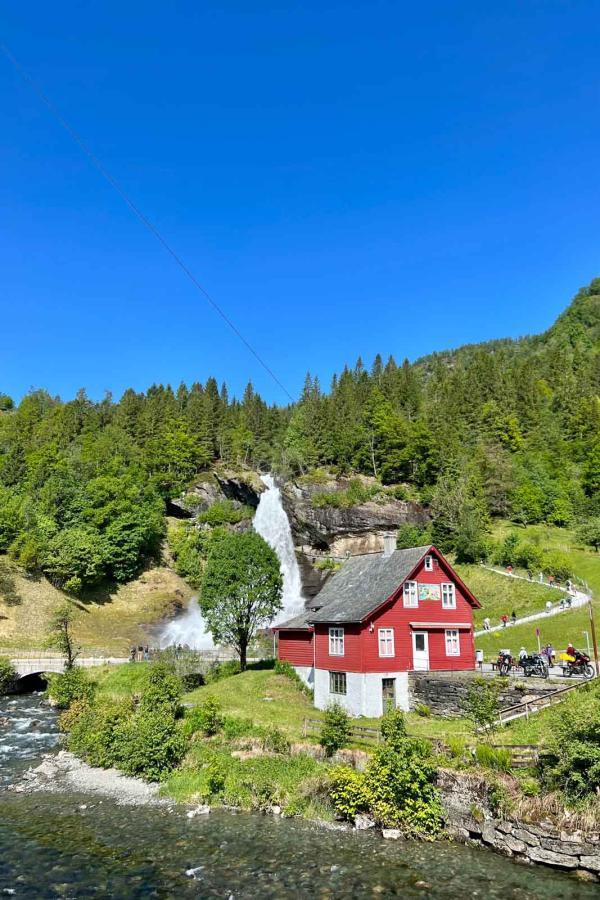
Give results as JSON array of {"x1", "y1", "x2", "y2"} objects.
[
  {"x1": 312, "y1": 552, "x2": 475, "y2": 673},
  {"x1": 277, "y1": 630, "x2": 314, "y2": 666},
  {"x1": 314, "y1": 668, "x2": 409, "y2": 716}
]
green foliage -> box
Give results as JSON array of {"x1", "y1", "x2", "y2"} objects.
[
  {"x1": 318, "y1": 702, "x2": 351, "y2": 756},
  {"x1": 475, "y1": 743, "x2": 512, "y2": 772},
  {"x1": 203, "y1": 659, "x2": 242, "y2": 684},
  {"x1": 463, "y1": 677, "x2": 501, "y2": 734},
  {"x1": 197, "y1": 501, "x2": 254, "y2": 526},
  {"x1": 46, "y1": 667, "x2": 94, "y2": 709},
  {"x1": 114, "y1": 707, "x2": 188, "y2": 781},
  {"x1": 186, "y1": 696, "x2": 224, "y2": 736},
  {"x1": 540, "y1": 686, "x2": 600, "y2": 799},
  {"x1": 273, "y1": 658, "x2": 313, "y2": 697},
  {"x1": 260, "y1": 725, "x2": 291, "y2": 754},
  {"x1": 540, "y1": 551, "x2": 573, "y2": 581},
  {"x1": 312, "y1": 479, "x2": 378, "y2": 508},
  {"x1": 395, "y1": 524, "x2": 430, "y2": 550},
  {"x1": 414, "y1": 702, "x2": 431, "y2": 718},
  {"x1": 329, "y1": 766, "x2": 370, "y2": 818},
  {"x1": 65, "y1": 698, "x2": 133, "y2": 769},
  {"x1": 200, "y1": 531, "x2": 283, "y2": 669},
  {"x1": 0, "y1": 655, "x2": 16, "y2": 694},
  {"x1": 577, "y1": 518, "x2": 600, "y2": 552},
  {"x1": 138, "y1": 662, "x2": 183, "y2": 715},
  {"x1": 380, "y1": 707, "x2": 407, "y2": 748},
  {"x1": 45, "y1": 603, "x2": 80, "y2": 668}
]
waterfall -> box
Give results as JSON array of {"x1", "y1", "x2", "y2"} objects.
[
  {"x1": 159, "y1": 473, "x2": 304, "y2": 648},
  {"x1": 253, "y1": 473, "x2": 305, "y2": 623}
]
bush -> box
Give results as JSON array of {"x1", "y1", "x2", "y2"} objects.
[
  {"x1": 197, "y1": 501, "x2": 254, "y2": 526},
  {"x1": 139, "y1": 662, "x2": 182, "y2": 715},
  {"x1": 329, "y1": 766, "x2": 370, "y2": 819},
  {"x1": 222, "y1": 715, "x2": 256, "y2": 740},
  {"x1": 46, "y1": 667, "x2": 94, "y2": 709},
  {"x1": 475, "y1": 743, "x2": 512, "y2": 772},
  {"x1": 0, "y1": 655, "x2": 16, "y2": 694},
  {"x1": 65, "y1": 698, "x2": 132, "y2": 768},
  {"x1": 260, "y1": 726, "x2": 290, "y2": 754},
  {"x1": 204, "y1": 659, "x2": 242, "y2": 684},
  {"x1": 414, "y1": 702, "x2": 431, "y2": 718},
  {"x1": 186, "y1": 696, "x2": 223, "y2": 736},
  {"x1": 114, "y1": 707, "x2": 188, "y2": 781},
  {"x1": 540, "y1": 688, "x2": 600, "y2": 799},
  {"x1": 462, "y1": 677, "x2": 500, "y2": 734},
  {"x1": 541, "y1": 551, "x2": 573, "y2": 582},
  {"x1": 319, "y1": 703, "x2": 350, "y2": 756},
  {"x1": 380, "y1": 707, "x2": 407, "y2": 748}
]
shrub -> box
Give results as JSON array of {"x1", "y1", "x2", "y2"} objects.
[
  {"x1": 539, "y1": 688, "x2": 600, "y2": 799},
  {"x1": 0, "y1": 655, "x2": 16, "y2": 694},
  {"x1": 380, "y1": 707, "x2": 407, "y2": 748},
  {"x1": 445, "y1": 736, "x2": 467, "y2": 761},
  {"x1": 395, "y1": 524, "x2": 431, "y2": 550},
  {"x1": 114, "y1": 708, "x2": 188, "y2": 781},
  {"x1": 414, "y1": 702, "x2": 431, "y2": 718},
  {"x1": 139, "y1": 662, "x2": 182, "y2": 715},
  {"x1": 329, "y1": 765, "x2": 370, "y2": 819},
  {"x1": 462, "y1": 677, "x2": 500, "y2": 734},
  {"x1": 204, "y1": 659, "x2": 242, "y2": 684},
  {"x1": 319, "y1": 703, "x2": 350, "y2": 756},
  {"x1": 197, "y1": 501, "x2": 254, "y2": 526},
  {"x1": 187, "y1": 696, "x2": 223, "y2": 736},
  {"x1": 260, "y1": 726, "x2": 291, "y2": 754},
  {"x1": 66, "y1": 698, "x2": 132, "y2": 768},
  {"x1": 222, "y1": 715, "x2": 256, "y2": 740},
  {"x1": 541, "y1": 551, "x2": 573, "y2": 582},
  {"x1": 46, "y1": 667, "x2": 94, "y2": 709},
  {"x1": 205, "y1": 759, "x2": 227, "y2": 796},
  {"x1": 475, "y1": 743, "x2": 512, "y2": 772}
]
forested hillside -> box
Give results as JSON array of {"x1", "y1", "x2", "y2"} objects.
[{"x1": 0, "y1": 278, "x2": 599, "y2": 595}]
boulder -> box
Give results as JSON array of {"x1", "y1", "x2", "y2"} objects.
[{"x1": 354, "y1": 814, "x2": 376, "y2": 830}]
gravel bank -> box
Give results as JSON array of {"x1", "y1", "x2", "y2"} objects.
[{"x1": 11, "y1": 750, "x2": 172, "y2": 807}]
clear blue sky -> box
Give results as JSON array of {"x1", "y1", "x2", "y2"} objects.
[{"x1": 2, "y1": 1, "x2": 599, "y2": 405}]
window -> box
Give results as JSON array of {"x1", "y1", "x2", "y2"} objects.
[
  {"x1": 403, "y1": 580, "x2": 418, "y2": 608},
  {"x1": 424, "y1": 555, "x2": 433, "y2": 572},
  {"x1": 445, "y1": 629, "x2": 460, "y2": 656},
  {"x1": 378, "y1": 628, "x2": 395, "y2": 657},
  {"x1": 442, "y1": 583, "x2": 456, "y2": 609},
  {"x1": 329, "y1": 671, "x2": 347, "y2": 695},
  {"x1": 329, "y1": 627, "x2": 344, "y2": 656}
]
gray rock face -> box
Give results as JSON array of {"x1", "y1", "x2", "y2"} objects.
[
  {"x1": 169, "y1": 472, "x2": 264, "y2": 518},
  {"x1": 280, "y1": 479, "x2": 428, "y2": 551}
]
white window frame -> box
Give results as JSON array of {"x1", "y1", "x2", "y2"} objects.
[
  {"x1": 329, "y1": 627, "x2": 345, "y2": 656},
  {"x1": 424, "y1": 555, "x2": 433, "y2": 572},
  {"x1": 445, "y1": 629, "x2": 460, "y2": 657},
  {"x1": 378, "y1": 627, "x2": 395, "y2": 658},
  {"x1": 441, "y1": 583, "x2": 456, "y2": 609},
  {"x1": 329, "y1": 671, "x2": 347, "y2": 695},
  {"x1": 403, "y1": 580, "x2": 418, "y2": 608}
]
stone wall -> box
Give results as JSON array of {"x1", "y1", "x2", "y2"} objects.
[
  {"x1": 409, "y1": 671, "x2": 560, "y2": 716},
  {"x1": 439, "y1": 769, "x2": 600, "y2": 882}
]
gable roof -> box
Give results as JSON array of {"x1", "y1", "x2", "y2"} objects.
[{"x1": 308, "y1": 545, "x2": 431, "y2": 624}]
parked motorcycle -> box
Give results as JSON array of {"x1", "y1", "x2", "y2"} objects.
[
  {"x1": 560, "y1": 651, "x2": 595, "y2": 679},
  {"x1": 496, "y1": 651, "x2": 513, "y2": 676},
  {"x1": 520, "y1": 654, "x2": 549, "y2": 678}
]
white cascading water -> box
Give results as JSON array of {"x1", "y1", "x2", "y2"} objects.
[
  {"x1": 253, "y1": 473, "x2": 305, "y2": 623},
  {"x1": 159, "y1": 473, "x2": 304, "y2": 648}
]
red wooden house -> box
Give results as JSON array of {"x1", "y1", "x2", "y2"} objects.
[{"x1": 275, "y1": 540, "x2": 481, "y2": 717}]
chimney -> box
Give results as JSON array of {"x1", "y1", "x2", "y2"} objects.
[{"x1": 382, "y1": 532, "x2": 396, "y2": 558}]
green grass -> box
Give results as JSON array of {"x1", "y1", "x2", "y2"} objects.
[
  {"x1": 456, "y1": 564, "x2": 556, "y2": 629},
  {"x1": 88, "y1": 661, "x2": 151, "y2": 696}
]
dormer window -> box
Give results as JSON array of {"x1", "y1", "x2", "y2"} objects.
[{"x1": 424, "y1": 555, "x2": 433, "y2": 572}]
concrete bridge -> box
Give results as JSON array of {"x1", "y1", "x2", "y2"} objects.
[{"x1": 9, "y1": 655, "x2": 129, "y2": 681}]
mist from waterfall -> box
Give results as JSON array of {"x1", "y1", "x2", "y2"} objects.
[
  {"x1": 253, "y1": 473, "x2": 305, "y2": 623},
  {"x1": 159, "y1": 473, "x2": 303, "y2": 649},
  {"x1": 158, "y1": 596, "x2": 214, "y2": 651}
]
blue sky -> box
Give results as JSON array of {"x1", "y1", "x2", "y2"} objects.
[{"x1": 2, "y1": 1, "x2": 599, "y2": 405}]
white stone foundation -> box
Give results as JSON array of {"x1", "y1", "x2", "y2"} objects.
[
  {"x1": 312, "y1": 669, "x2": 409, "y2": 717},
  {"x1": 291, "y1": 665, "x2": 314, "y2": 688}
]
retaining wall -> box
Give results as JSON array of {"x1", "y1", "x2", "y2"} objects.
[{"x1": 409, "y1": 672, "x2": 559, "y2": 716}]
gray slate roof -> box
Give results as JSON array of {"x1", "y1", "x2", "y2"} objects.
[{"x1": 306, "y1": 545, "x2": 431, "y2": 624}]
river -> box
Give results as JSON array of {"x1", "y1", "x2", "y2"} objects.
[{"x1": 1, "y1": 694, "x2": 598, "y2": 898}]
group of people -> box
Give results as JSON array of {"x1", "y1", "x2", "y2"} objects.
[{"x1": 518, "y1": 643, "x2": 555, "y2": 666}]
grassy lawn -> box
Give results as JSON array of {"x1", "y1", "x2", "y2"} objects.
[
  {"x1": 474, "y1": 605, "x2": 593, "y2": 661},
  {"x1": 456, "y1": 564, "x2": 556, "y2": 628}
]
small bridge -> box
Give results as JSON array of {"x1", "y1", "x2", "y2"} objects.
[{"x1": 8, "y1": 653, "x2": 129, "y2": 681}]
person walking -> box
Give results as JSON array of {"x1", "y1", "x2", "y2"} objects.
[
  {"x1": 483, "y1": 616, "x2": 491, "y2": 632},
  {"x1": 546, "y1": 600, "x2": 553, "y2": 614},
  {"x1": 511, "y1": 610, "x2": 517, "y2": 626},
  {"x1": 501, "y1": 614, "x2": 508, "y2": 628}
]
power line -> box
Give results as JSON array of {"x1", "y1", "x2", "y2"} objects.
[{"x1": 1, "y1": 41, "x2": 295, "y2": 403}]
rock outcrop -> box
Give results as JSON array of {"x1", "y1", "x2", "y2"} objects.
[{"x1": 168, "y1": 471, "x2": 265, "y2": 518}]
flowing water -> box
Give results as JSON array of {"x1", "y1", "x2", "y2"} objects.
[
  {"x1": 1, "y1": 694, "x2": 598, "y2": 898},
  {"x1": 159, "y1": 474, "x2": 304, "y2": 648},
  {"x1": 253, "y1": 474, "x2": 305, "y2": 623}
]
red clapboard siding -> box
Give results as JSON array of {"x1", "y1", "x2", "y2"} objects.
[
  {"x1": 278, "y1": 630, "x2": 314, "y2": 666},
  {"x1": 314, "y1": 623, "x2": 362, "y2": 672}
]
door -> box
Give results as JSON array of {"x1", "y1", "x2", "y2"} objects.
[
  {"x1": 381, "y1": 678, "x2": 396, "y2": 713},
  {"x1": 412, "y1": 631, "x2": 429, "y2": 671}
]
